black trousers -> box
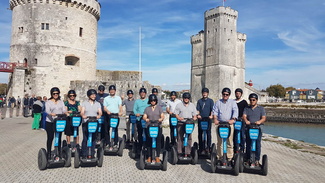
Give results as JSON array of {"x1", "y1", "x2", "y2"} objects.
[{"x1": 45, "y1": 122, "x2": 62, "y2": 156}]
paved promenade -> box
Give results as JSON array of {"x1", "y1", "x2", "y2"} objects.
[{"x1": 0, "y1": 116, "x2": 325, "y2": 182}]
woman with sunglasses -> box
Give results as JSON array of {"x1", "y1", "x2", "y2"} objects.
[
  {"x1": 64, "y1": 90, "x2": 81, "y2": 148},
  {"x1": 45, "y1": 87, "x2": 67, "y2": 160}
]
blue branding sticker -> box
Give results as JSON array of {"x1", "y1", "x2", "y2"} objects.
[
  {"x1": 88, "y1": 122, "x2": 98, "y2": 133},
  {"x1": 171, "y1": 117, "x2": 178, "y2": 126},
  {"x1": 149, "y1": 127, "x2": 159, "y2": 138},
  {"x1": 56, "y1": 120, "x2": 66, "y2": 132},
  {"x1": 200, "y1": 121, "x2": 209, "y2": 131},
  {"x1": 249, "y1": 129, "x2": 259, "y2": 140},
  {"x1": 110, "y1": 118, "x2": 118, "y2": 128},
  {"x1": 98, "y1": 116, "x2": 104, "y2": 124},
  {"x1": 141, "y1": 119, "x2": 147, "y2": 128},
  {"x1": 72, "y1": 117, "x2": 81, "y2": 127},
  {"x1": 130, "y1": 115, "x2": 137, "y2": 123},
  {"x1": 185, "y1": 124, "x2": 194, "y2": 134},
  {"x1": 219, "y1": 127, "x2": 229, "y2": 139},
  {"x1": 234, "y1": 121, "x2": 242, "y2": 130}
]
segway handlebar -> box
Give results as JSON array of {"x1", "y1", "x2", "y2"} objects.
[
  {"x1": 110, "y1": 113, "x2": 119, "y2": 119},
  {"x1": 87, "y1": 116, "x2": 98, "y2": 122}
]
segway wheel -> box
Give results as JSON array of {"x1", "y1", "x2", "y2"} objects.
[
  {"x1": 191, "y1": 146, "x2": 198, "y2": 165},
  {"x1": 193, "y1": 142, "x2": 198, "y2": 150},
  {"x1": 122, "y1": 134, "x2": 127, "y2": 149},
  {"x1": 165, "y1": 136, "x2": 170, "y2": 151},
  {"x1": 239, "y1": 153, "x2": 244, "y2": 173},
  {"x1": 261, "y1": 154, "x2": 268, "y2": 176},
  {"x1": 162, "y1": 150, "x2": 168, "y2": 171},
  {"x1": 170, "y1": 146, "x2": 178, "y2": 165},
  {"x1": 131, "y1": 143, "x2": 137, "y2": 159},
  {"x1": 210, "y1": 152, "x2": 217, "y2": 173},
  {"x1": 97, "y1": 147, "x2": 104, "y2": 167},
  {"x1": 62, "y1": 140, "x2": 67, "y2": 148},
  {"x1": 161, "y1": 134, "x2": 165, "y2": 150},
  {"x1": 118, "y1": 139, "x2": 125, "y2": 156},
  {"x1": 139, "y1": 150, "x2": 145, "y2": 170},
  {"x1": 211, "y1": 143, "x2": 216, "y2": 154},
  {"x1": 233, "y1": 153, "x2": 240, "y2": 176},
  {"x1": 74, "y1": 148, "x2": 80, "y2": 168},
  {"x1": 38, "y1": 148, "x2": 47, "y2": 170},
  {"x1": 62, "y1": 146, "x2": 71, "y2": 167}
]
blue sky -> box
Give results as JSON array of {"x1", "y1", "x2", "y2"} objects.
[{"x1": 0, "y1": 0, "x2": 325, "y2": 91}]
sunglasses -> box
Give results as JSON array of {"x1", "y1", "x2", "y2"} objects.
[
  {"x1": 52, "y1": 93, "x2": 59, "y2": 95},
  {"x1": 250, "y1": 99, "x2": 257, "y2": 101},
  {"x1": 222, "y1": 93, "x2": 229, "y2": 96},
  {"x1": 69, "y1": 95, "x2": 76, "y2": 97}
]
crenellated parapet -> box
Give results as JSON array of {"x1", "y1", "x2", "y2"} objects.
[
  {"x1": 204, "y1": 6, "x2": 238, "y2": 20},
  {"x1": 190, "y1": 30, "x2": 204, "y2": 44},
  {"x1": 9, "y1": 0, "x2": 101, "y2": 20},
  {"x1": 237, "y1": 32, "x2": 247, "y2": 42}
]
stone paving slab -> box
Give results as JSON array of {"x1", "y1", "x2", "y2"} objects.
[{"x1": 0, "y1": 116, "x2": 325, "y2": 182}]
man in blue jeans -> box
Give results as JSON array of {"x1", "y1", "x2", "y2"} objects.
[{"x1": 242, "y1": 93, "x2": 266, "y2": 166}]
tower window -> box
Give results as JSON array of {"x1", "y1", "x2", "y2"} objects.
[
  {"x1": 79, "y1": 27, "x2": 83, "y2": 37},
  {"x1": 228, "y1": 19, "x2": 229, "y2": 22},
  {"x1": 215, "y1": 28, "x2": 217, "y2": 32},
  {"x1": 224, "y1": 28, "x2": 226, "y2": 32},
  {"x1": 65, "y1": 55, "x2": 80, "y2": 66},
  {"x1": 41, "y1": 23, "x2": 49, "y2": 30},
  {"x1": 65, "y1": 17, "x2": 68, "y2": 20},
  {"x1": 18, "y1": 27, "x2": 24, "y2": 33}
]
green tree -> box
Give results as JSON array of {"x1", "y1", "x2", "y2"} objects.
[
  {"x1": 0, "y1": 83, "x2": 7, "y2": 95},
  {"x1": 285, "y1": 86, "x2": 296, "y2": 91},
  {"x1": 266, "y1": 84, "x2": 286, "y2": 97}
]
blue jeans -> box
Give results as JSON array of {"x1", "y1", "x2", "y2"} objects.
[{"x1": 245, "y1": 126, "x2": 262, "y2": 161}]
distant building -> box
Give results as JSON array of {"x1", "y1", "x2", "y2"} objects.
[{"x1": 286, "y1": 89, "x2": 323, "y2": 102}]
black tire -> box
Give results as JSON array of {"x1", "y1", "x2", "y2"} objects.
[
  {"x1": 97, "y1": 147, "x2": 104, "y2": 167},
  {"x1": 161, "y1": 134, "x2": 165, "y2": 150},
  {"x1": 139, "y1": 150, "x2": 145, "y2": 170},
  {"x1": 262, "y1": 155, "x2": 268, "y2": 176},
  {"x1": 38, "y1": 148, "x2": 47, "y2": 170},
  {"x1": 62, "y1": 140, "x2": 67, "y2": 148},
  {"x1": 118, "y1": 139, "x2": 125, "y2": 157},
  {"x1": 162, "y1": 150, "x2": 168, "y2": 171},
  {"x1": 74, "y1": 148, "x2": 80, "y2": 168},
  {"x1": 131, "y1": 143, "x2": 136, "y2": 159},
  {"x1": 233, "y1": 153, "x2": 240, "y2": 176},
  {"x1": 171, "y1": 146, "x2": 178, "y2": 165},
  {"x1": 122, "y1": 134, "x2": 127, "y2": 149},
  {"x1": 211, "y1": 143, "x2": 216, "y2": 154},
  {"x1": 210, "y1": 152, "x2": 217, "y2": 173},
  {"x1": 62, "y1": 146, "x2": 71, "y2": 167},
  {"x1": 193, "y1": 142, "x2": 198, "y2": 150},
  {"x1": 191, "y1": 146, "x2": 198, "y2": 165},
  {"x1": 239, "y1": 153, "x2": 244, "y2": 173},
  {"x1": 165, "y1": 136, "x2": 170, "y2": 151}
]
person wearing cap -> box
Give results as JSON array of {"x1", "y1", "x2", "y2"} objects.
[
  {"x1": 96, "y1": 85, "x2": 109, "y2": 140},
  {"x1": 122, "y1": 90, "x2": 136, "y2": 143},
  {"x1": 81, "y1": 89, "x2": 102, "y2": 158},
  {"x1": 196, "y1": 88, "x2": 214, "y2": 154},
  {"x1": 103, "y1": 85, "x2": 122, "y2": 150},
  {"x1": 64, "y1": 90, "x2": 81, "y2": 148},
  {"x1": 45, "y1": 87, "x2": 67, "y2": 160},
  {"x1": 133, "y1": 88, "x2": 150, "y2": 151},
  {"x1": 212, "y1": 87, "x2": 238, "y2": 161},
  {"x1": 166, "y1": 91, "x2": 182, "y2": 145},
  {"x1": 151, "y1": 88, "x2": 163, "y2": 107},
  {"x1": 174, "y1": 92, "x2": 197, "y2": 157},
  {"x1": 143, "y1": 94, "x2": 164, "y2": 163},
  {"x1": 234, "y1": 88, "x2": 248, "y2": 153},
  {"x1": 243, "y1": 93, "x2": 266, "y2": 166}
]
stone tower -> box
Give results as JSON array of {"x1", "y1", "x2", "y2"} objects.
[
  {"x1": 8, "y1": 0, "x2": 101, "y2": 97},
  {"x1": 191, "y1": 6, "x2": 246, "y2": 102}
]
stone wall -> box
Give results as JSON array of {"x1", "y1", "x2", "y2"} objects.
[{"x1": 265, "y1": 108, "x2": 325, "y2": 124}]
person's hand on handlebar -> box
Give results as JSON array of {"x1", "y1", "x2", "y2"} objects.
[
  {"x1": 245, "y1": 121, "x2": 251, "y2": 125},
  {"x1": 228, "y1": 119, "x2": 235, "y2": 125},
  {"x1": 96, "y1": 115, "x2": 101, "y2": 119},
  {"x1": 214, "y1": 118, "x2": 219, "y2": 125},
  {"x1": 136, "y1": 113, "x2": 141, "y2": 117},
  {"x1": 145, "y1": 119, "x2": 150, "y2": 122}
]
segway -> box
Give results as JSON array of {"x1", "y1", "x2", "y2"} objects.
[
  {"x1": 126, "y1": 114, "x2": 137, "y2": 149},
  {"x1": 139, "y1": 121, "x2": 168, "y2": 171},
  {"x1": 243, "y1": 123, "x2": 268, "y2": 176},
  {"x1": 198, "y1": 117, "x2": 212, "y2": 158},
  {"x1": 38, "y1": 114, "x2": 71, "y2": 170},
  {"x1": 131, "y1": 117, "x2": 146, "y2": 159},
  {"x1": 95, "y1": 115, "x2": 105, "y2": 148},
  {"x1": 234, "y1": 120, "x2": 244, "y2": 172},
  {"x1": 170, "y1": 118, "x2": 198, "y2": 165},
  {"x1": 74, "y1": 116, "x2": 103, "y2": 168},
  {"x1": 165, "y1": 114, "x2": 178, "y2": 151},
  {"x1": 70, "y1": 112, "x2": 82, "y2": 157},
  {"x1": 210, "y1": 121, "x2": 240, "y2": 176},
  {"x1": 104, "y1": 114, "x2": 125, "y2": 156}
]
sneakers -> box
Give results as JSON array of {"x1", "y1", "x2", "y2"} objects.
[
  {"x1": 155, "y1": 157, "x2": 161, "y2": 163},
  {"x1": 255, "y1": 161, "x2": 261, "y2": 167},
  {"x1": 147, "y1": 157, "x2": 151, "y2": 163}
]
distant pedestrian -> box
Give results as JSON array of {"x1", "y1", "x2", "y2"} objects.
[
  {"x1": 16, "y1": 96, "x2": 21, "y2": 117},
  {"x1": 23, "y1": 94, "x2": 30, "y2": 117},
  {"x1": 40, "y1": 96, "x2": 48, "y2": 130},
  {"x1": 9, "y1": 96, "x2": 16, "y2": 118},
  {"x1": 29, "y1": 94, "x2": 36, "y2": 117},
  {"x1": 32, "y1": 96, "x2": 43, "y2": 130}
]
